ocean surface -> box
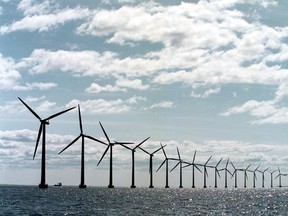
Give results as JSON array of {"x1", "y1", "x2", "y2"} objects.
[{"x1": 1, "y1": 185, "x2": 288, "y2": 215}]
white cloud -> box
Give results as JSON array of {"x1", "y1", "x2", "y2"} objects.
[
  {"x1": 0, "y1": 7, "x2": 90, "y2": 34},
  {"x1": 191, "y1": 87, "x2": 221, "y2": 98},
  {"x1": 150, "y1": 100, "x2": 174, "y2": 109},
  {"x1": 17, "y1": 0, "x2": 52, "y2": 16},
  {"x1": 116, "y1": 78, "x2": 149, "y2": 90},
  {"x1": 66, "y1": 98, "x2": 136, "y2": 114},
  {"x1": 85, "y1": 83, "x2": 126, "y2": 93},
  {"x1": 221, "y1": 84, "x2": 288, "y2": 124}
]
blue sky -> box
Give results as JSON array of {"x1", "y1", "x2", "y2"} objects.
[{"x1": 1, "y1": 0, "x2": 288, "y2": 188}]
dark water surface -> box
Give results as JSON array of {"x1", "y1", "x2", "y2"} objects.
[{"x1": 1, "y1": 185, "x2": 288, "y2": 215}]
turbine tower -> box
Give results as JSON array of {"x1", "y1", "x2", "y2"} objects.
[
  {"x1": 182, "y1": 151, "x2": 202, "y2": 188},
  {"x1": 269, "y1": 170, "x2": 277, "y2": 188},
  {"x1": 120, "y1": 137, "x2": 150, "y2": 188},
  {"x1": 58, "y1": 105, "x2": 107, "y2": 188},
  {"x1": 170, "y1": 147, "x2": 185, "y2": 188},
  {"x1": 275, "y1": 167, "x2": 287, "y2": 188},
  {"x1": 18, "y1": 97, "x2": 76, "y2": 188},
  {"x1": 203, "y1": 156, "x2": 213, "y2": 188},
  {"x1": 241, "y1": 164, "x2": 251, "y2": 188},
  {"x1": 157, "y1": 143, "x2": 178, "y2": 188},
  {"x1": 214, "y1": 158, "x2": 223, "y2": 188},
  {"x1": 249, "y1": 165, "x2": 260, "y2": 188},
  {"x1": 257, "y1": 167, "x2": 269, "y2": 188},
  {"x1": 231, "y1": 162, "x2": 240, "y2": 188},
  {"x1": 139, "y1": 145, "x2": 164, "y2": 188},
  {"x1": 97, "y1": 122, "x2": 133, "y2": 188},
  {"x1": 219, "y1": 159, "x2": 232, "y2": 188}
]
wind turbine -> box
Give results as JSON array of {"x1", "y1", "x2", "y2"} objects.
[
  {"x1": 257, "y1": 167, "x2": 269, "y2": 188},
  {"x1": 203, "y1": 156, "x2": 213, "y2": 188},
  {"x1": 182, "y1": 151, "x2": 202, "y2": 188},
  {"x1": 97, "y1": 122, "x2": 133, "y2": 188},
  {"x1": 213, "y1": 158, "x2": 223, "y2": 188},
  {"x1": 231, "y1": 162, "x2": 240, "y2": 188},
  {"x1": 156, "y1": 143, "x2": 178, "y2": 188},
  {"x1": 138, "y1": 144, "x2": 164, "y2": 188},
  {"x1": 120, "y1": 137, "x2": 150, "y2": 188},
  {"x1": 18, "y1": 97, "x2": 76, "y2": 188},
  {"x1": 269, "y1": 170, "x2": 277, "y2": 188},
  {"x1": 170, "y1": 147, "x2": 186, "y2": 188},
  {"x1": 218, "y1": 159, "x2": 232, "y2": 188},
  {"x1": 240, "y1": 164, "x2": 251, "y2": 188},
  {"x1": 275, "y1": 167, "x2": 287, "y2": 188},
  {"x1": 250, "y1": 165, "x2": 260, "y2": 188},
  {"x1": 58, "y1": 105, "x2": 107, "y2": 188}
]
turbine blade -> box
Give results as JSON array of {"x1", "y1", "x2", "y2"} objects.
[
  {"x1": 227, "y1": 169, "x2": 233, "y2": 176},
  {"x1": 156, "y1": 159, "x2": 166, "y2": 172},
  {"x1": 78, "y1": 105, "x2": 83, "y2": 134},
  {"x1": 216, "y1": 158, "x2": 223, "y2": 167},
  {"x1": 176, "y1": 147, "x2": 181, "y2": 160},
  {"x1": 45, "y1": 106, "x2": 76, "y2": 121},
  {"x1": 97, "y1": 145, "x2": 110, "y2": 166},
  {"x1": 195, "y1": 164, "x2": 202, "y2": 173},
  {"x1": 119, "y1": 143, "x2": 132, "y2": 150},
  {"x1": 264, "y1": 167, "x2": 269, "y2": 172},
  {"x1": 192, "y1": 151, "x2": 197, "y2": 163},
  {"x1": 99, "y1": 121, "x2": 111, "y2": 144},
  {"x1": 152, "y1": 145, "x2": 166, "y2": 155},
  {"x1": 161, "y1": 143, "x2": 167, "y2": 159},
  {"x1": 33, "y1": 124, "x2": 42, "y2": 160},
  {"x1": 170, "y1": 162, "x2": 180, "y2": 172},
  {"x1": 182, "y1": 163, "x2": 192, "y2": 168},
  {"x1": 230, "y1": 162, "x2": 236, "y2": 170},
  {"x1": 278, "y1": 167, "x2": 281, "y2": 173},
  {"x1": 138, "y1": 146, "x2": 150, "y2": 155},
  {"x1": 84, "y1": 135, "x2": 107, "y2": 145},
  {"x1": 58, "y1": 135, "x2": 81, "y2": 154},
  {"x1": 225, "y1": 159, "x2": 229, "y2": 168},
  {"x1": 134, "y1": 137, "x2": 150, "y2": 150},
  {"x1": 275, "y1": 174, "x2": 280, "y2": 179},
  {"x1": 254, "y1": 173, "x2": 257, "y2": 180},
  {"x1": 255, "y1": 165, "x2": 260, "y2": 171},
  {"x1": 205, "y1": 167, "x2": 208, "y2": 177},
  {"x1": 246, "y1": 164, "x2": 251, "y2": 171},
  {"x1": 205, "y1": 156, "x2": 212, "y2": 165},
  {"x1": 18, "y1": 97, "x2": 41, "y2": 120},
  {"x1": 114, "y1": 141, "x2": 134, "y2": 145},
  {"x1": 217, "y1": 170, "x2": 221, "y2": 178}
]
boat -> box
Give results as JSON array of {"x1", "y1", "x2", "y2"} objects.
[{"x1": 54, "y1": 182, "x2": 62, "y2": 187}]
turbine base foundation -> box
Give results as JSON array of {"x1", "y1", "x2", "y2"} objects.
[
  {"x1": 131, "y1": 185, "x2": 136, "y2": 188},
  {"x1": 165, "y1": 186, "x2": 169, "y2": 188},
  {"x1": 79, "y1": 184, "x2": 87, "y2": 188},
  {"x1": 108, "y1": 185, "x2": 114, "y2": 188},
  {"x1": 39, "y1": 183, "x2": 48, "y2": 189},
  {"x1": 149, "y1": 186, "x2": 154, "y2": 188}
]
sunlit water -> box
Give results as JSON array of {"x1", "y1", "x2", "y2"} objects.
[{"x1": 1, "y1": 185, "x2": 288, "y2": 215}]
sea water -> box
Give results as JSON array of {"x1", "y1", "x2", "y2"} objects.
[{"x1": 1, "y1": 185, "x2": 287, "y2": 215}]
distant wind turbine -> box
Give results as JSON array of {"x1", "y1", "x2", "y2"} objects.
[
  {"x1": 97, "y1": 122, "x2": 133, "y2": 188},
  {"x1": 269, "y1": 170, "x2": 277, "y2": 188},
  {"x1": 156, "y1": 143, "x2": 178, "y2": 188},
  {"x1": 58, "y1": 105, "x2": 107, "y2": 188},
  {"x1": 18, "y1": 97, "x2": 76, "y2": 188},
  {"x1": 257, "y1": 167, "x2": 269, "y2": 188},
  {"x1": 231, "y1": 162, "x2": 240, "y2": 188},
  {"x1": 120, "y1": 137, "x2": 150, "y2": 188},
  {"x1": 240, "y1": 164, "x2": 251, "y2": 188},
  {"x1": 182, "y1": 151, "x2": 202, "y2": 188},
  {"x1": 203, "y1": 156, "x2": 213, "y2": 188},
  {"x1": 213, "y1": 158, "x2": 223, "y2": 188},
  {"x1": 170, "y1": 147, "x2": 186, "y2": 188},
  {"x1": 218, "y1": 159, "x2": 232, "y2": 188},
  {"x1": 249, "y1": 165, "x2": 260, "y2": 188},
  {"x1": 275, "y1": 167, "x2": 287, "y2": 188},
  {"x1": 139, "y1": 144, "x2": 164, "y2": 188}
]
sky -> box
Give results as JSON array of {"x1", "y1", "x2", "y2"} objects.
[{"x1": 1, "y1": 0, "x2": 288, "y2": 188}]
